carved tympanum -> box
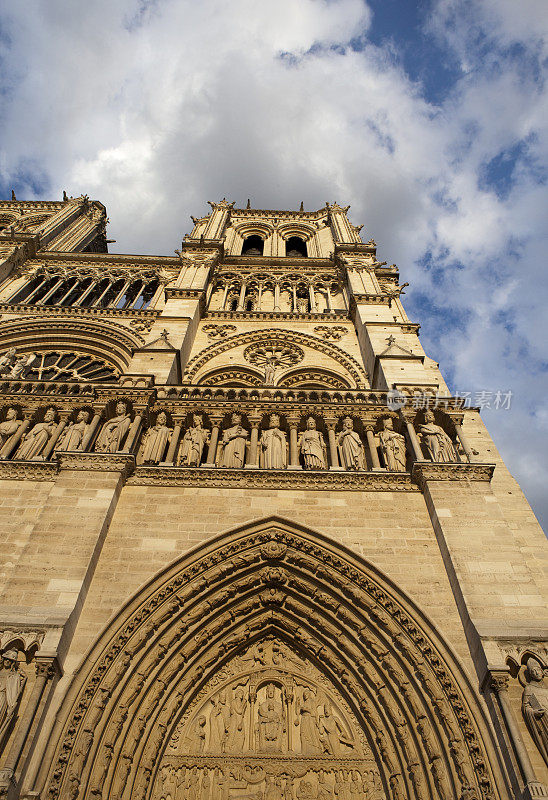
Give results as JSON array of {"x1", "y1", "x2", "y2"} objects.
[{"x1": 156, "y1": 636, "x2": 375, "y2": 800}]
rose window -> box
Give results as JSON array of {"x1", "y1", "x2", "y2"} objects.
[
  {"x1": 243, "y1": 342, "x2": 304, "y2": 370},
  {"x1": 20, "y1": 351, "x2": 118, "y2": 382}
]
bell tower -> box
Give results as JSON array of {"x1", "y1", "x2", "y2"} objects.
[{"x1": 0, "y1": 195, "x2": 544, "y2": 800}]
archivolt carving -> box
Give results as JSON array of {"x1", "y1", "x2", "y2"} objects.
[
  {"x1": 42, "y1": 519, "x2": 502, "y2": 800},
  {"x1": 184, "y1": 330, "x2": 369, "y2": 388},
  {"x1": 0, "y1": 317, "x2": 140, "y2": 372}
]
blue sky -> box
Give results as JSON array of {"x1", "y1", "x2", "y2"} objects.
[{"x1": 0, "y1": 0, "x2": 547, "y2": 530}]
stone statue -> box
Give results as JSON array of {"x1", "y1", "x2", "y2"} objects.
[
  {"x1": 0, "y1": 349, "x2": 35, "y2": 379},
  {"x1": 522, "y1": 657, "x2": 548, "y2": 766},
  {"x1": 209, "y1": 690, "x2": 229, "y2": 752},
  {"x1": 319, "y1": 703, "x2": 351, "y2": 754},
  {"x1": 94, "y1": 401, "x2": 131, "y2": 453},
  {"x1": 15, "y1": 407, "x2": 57, "y2": 460},
  {"x1": 179, "y1": 414, "x2": 210, "y2": 467},
  {"x1": 138, "y1": 411, "x2": 172, "y2": 464},
  {"x1": 264, "y1": 358, "x2": 277, "y2": 385},
  {"x1": 257, "y1": 684, "x2": 285, "y2": 752},
  {"x1": 298, "y1": 417, "x2": 327, "y2": 470},
  {"x1": 295, "y1": 688, "x2": 322, "y2": 754},
  {"x1": 219, "y1": 413, "x2": 249, "y2": 468},
  {"x1": 378, "y1": 418, "x2": 407, "y2": 472},
  {"x1": 0, "y1": 650, "x2": 25, "y2": 749},
  {"x1": 419, "y1": 410, "x2": 457, "y2": 462},
  {"x1": 260, "y1": 415, "x2": 288, "y2": 469},
  {"x1": 0, "y1": 408, "x2": 21, "y2": 450},
  {"x1": 55, "y1": 409, "x2": 90, "y2": 452},
  {"x1": 336, "y1": 417, "x2": 365, "y2": 470},
  {"x1": 225, "y1": 687, "x2": 247, "y2": 752}
]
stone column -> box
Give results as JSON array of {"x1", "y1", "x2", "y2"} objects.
[
  {"x1": 324, "y1": 418, "x2": 340, "y2": 469},
  {"x1": 0, "y1": 658, "x2": 57, "y2": 792},
  {"x1": 122, "y1": 414, "x2": 143, "y2": 453},
  {"x1": 399, "y1": 412, "x2": 423, "y2": 462},
  {"x1": 246, "y1": 414, "x2": 261, "y2": 469},
  {"x1": 308, "y1": 284, "x2": 316, "y2": 312},
  {"x1": 364, "y1": 424, "x2": 382, "y2": 470},
  {"x1": 162, "y1": 421, "x2": 182, "y2": 465},
  {"x1": 80, "y1": 413, "x2": 101, "y2": 452},
  {"x1": 274, "y1": 281, "x2": 281, "y2": 311},
  {"x1": 287, "y1": 415, "x2": 301, "y2": 470},
  {"x1": 453, "y1": 420, "x2": 473, "y2": 463},
  {"x1": 205, "y1": 416, "x2": 222, "y2": 467},
  {"x1": 42, "y1": 418, "x2": 67, "y2": 460},
  {"x1": 486, "y1": 671, "x2": 545, "y2": 797},
  {"x1": 237, "y1": 281, "x2": 247, "y2": 311}
]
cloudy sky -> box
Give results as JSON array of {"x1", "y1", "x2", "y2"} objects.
[{"x1": 0, "y1": 0, "x2": 547, "y2": 530}]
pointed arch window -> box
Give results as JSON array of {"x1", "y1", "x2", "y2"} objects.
[
  {"x1": 286, "y1": 236, "x2": 307, "y2": 257},
  {"x1": 241, "y1": 235, "x2": 264, "y2": 256}
]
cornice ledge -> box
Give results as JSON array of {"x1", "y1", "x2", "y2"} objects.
[
  {"x1": 352, "y1": 293, "x2": 391, "y2": 305},
  {"x1": 205, "y1": 310, "x2": 348, "y2": 322},
  {"x1": 38, "y1": 251, "x2": 181, "y2": 267},
  {"x1": 165, "y1": 287, "x2": 205, "y2": 299},
  {"x1": 128, "y1": 466, "x2": 417, "y2": 491},
  {"x1": 0, "y1": 460, "x2": 57, "y2": 481},
  {"x1": 0, "y1": 304, "x2": 160, "y2": 320},
  {"x1": 412, "y1": 461, "x2": 495, "y2": 489},
  {"x1": 56, "y1": 452, "x2": 135, "y2": 475}
]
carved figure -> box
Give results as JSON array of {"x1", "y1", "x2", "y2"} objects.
[
  {"x1": 0, "y1": 650, "x2": 25, "y2": 748},
  {"x1": 209, "y1": 690, "x2": 230, "y2": 751},
  {"x1": 179, "y1": 414, "x2": 210, "y2": 467},
  {"x1": 378, "y1": 418, "x2": 407, "y2": 472},
  {"x1": 522, "y1": 657, "x2": 548, "y2": 766},
  {"x1": 260, "y1": 415, "x2": 288, "y2": 469},
  {"x1": 264, "y1": 358, "x2": 277, "y2": 385},
  {"x1": 55, "y1": 409, "x2": 90, "y2": 452},
  {"x1": 138, "y1": 411, "x2": 172, "y2": 464},
  {"x1": 94, "y1": 401, "x2": 131, "y2": 453},
  {"x1": 0, "y1": 349, "x2": 35, "y2": 378},
  {"x1": 226, "y1": 687, "x2": 248, "y2": 751},
  {"x1": 295, "y1": 688, "x2": 322, "y2": 754},
  {"x1": 298, "y1": 418, "x2": 327, "y2": 470},
  {"x1": 296, "y1": 780, "x2": 316, "y2": 799},
  {"x1": 0, "y1": 408, "x2": 21, "y2": 450},
  {"x1": 265, "y1": 776, "x2": 284, "y2": 800},
  {"x1": 15, "y1": 407, "x2": 56, "y2": 460},
  {"x1": 257, "y1": 684, "x2": 285, "y2": 752},
  {"x1": 219, "y1": 413, "x2": 249, "y2": 468},
  {"x1": 336, "y1": 417, "x2": 365, "y2": 470},
  {"x1": 319, "y1": 703, "x2": 351, "y2": 754},
  {"x1": 419, "y1": 411, "x2": 457, "y2": 462}
]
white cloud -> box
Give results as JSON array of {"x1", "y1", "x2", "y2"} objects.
[{"x1": 0, "y1": 0, "x2": 546, "y2": 529}]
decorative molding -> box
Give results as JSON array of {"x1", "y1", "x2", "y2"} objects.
[
  {"x1": 128, "y1": 465, "x2": 417, "y2": 491},
  {"x1": 412, "y1": 461, "x2": 495, "y2": 488},
  {"x1": 206, "y1": 310, "x2": 347, "y2": 322},
  {"x1": 0, "y1": 304, "x2": 159, "y2": 322},
  {"x1": 56, "y1": 452, "x2": 135, "y2": 475},
  {"x1": 0, "y1": 460, "x2": 57, "y2": 481}
]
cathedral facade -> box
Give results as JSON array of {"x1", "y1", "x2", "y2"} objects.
[{"x1": 0, "y1": 195, "x2": 545, "y2": 800}]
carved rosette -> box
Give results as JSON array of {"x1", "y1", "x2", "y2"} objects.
[{"x1": 43, "y1": 521, "x2": 501, "y2": 800}]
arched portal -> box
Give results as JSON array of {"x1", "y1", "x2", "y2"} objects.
[{"x1": 42, "y1": 518, "x2": 503, "y2": 800}]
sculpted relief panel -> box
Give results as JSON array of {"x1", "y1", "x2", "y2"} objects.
[{"x1": 154, "y1": 637, "x2": 379, "y2": 800}]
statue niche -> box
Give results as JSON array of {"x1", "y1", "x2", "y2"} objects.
[{"x1": 155, "y1": 637, "x2": 376, "y2": 800}]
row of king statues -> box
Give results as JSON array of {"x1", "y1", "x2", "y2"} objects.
[{"x1": 0, "y1": 403, "x2": 459, "y2": 468}]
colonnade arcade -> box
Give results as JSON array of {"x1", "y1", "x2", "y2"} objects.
[
  {"x1": 208, "y1": 271, "x2": 347, "y2": 314},
  {"x1": 0, "y1": 386, "x2": 476, "y2": 477},
  {"x1": 42, "y1": 519, "x2": 502, "y2": 800}
]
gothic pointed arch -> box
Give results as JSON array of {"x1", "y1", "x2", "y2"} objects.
[
  {"x1": 183, "y1": 329, "x2": 370, "y2": 388},
  {"x1": 41, "y1": 518, "x2": 504, "y2": 800}
]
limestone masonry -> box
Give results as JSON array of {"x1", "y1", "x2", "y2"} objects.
[{"x1": 0, "y1": 195, "x2": 545, "y2": 800}]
